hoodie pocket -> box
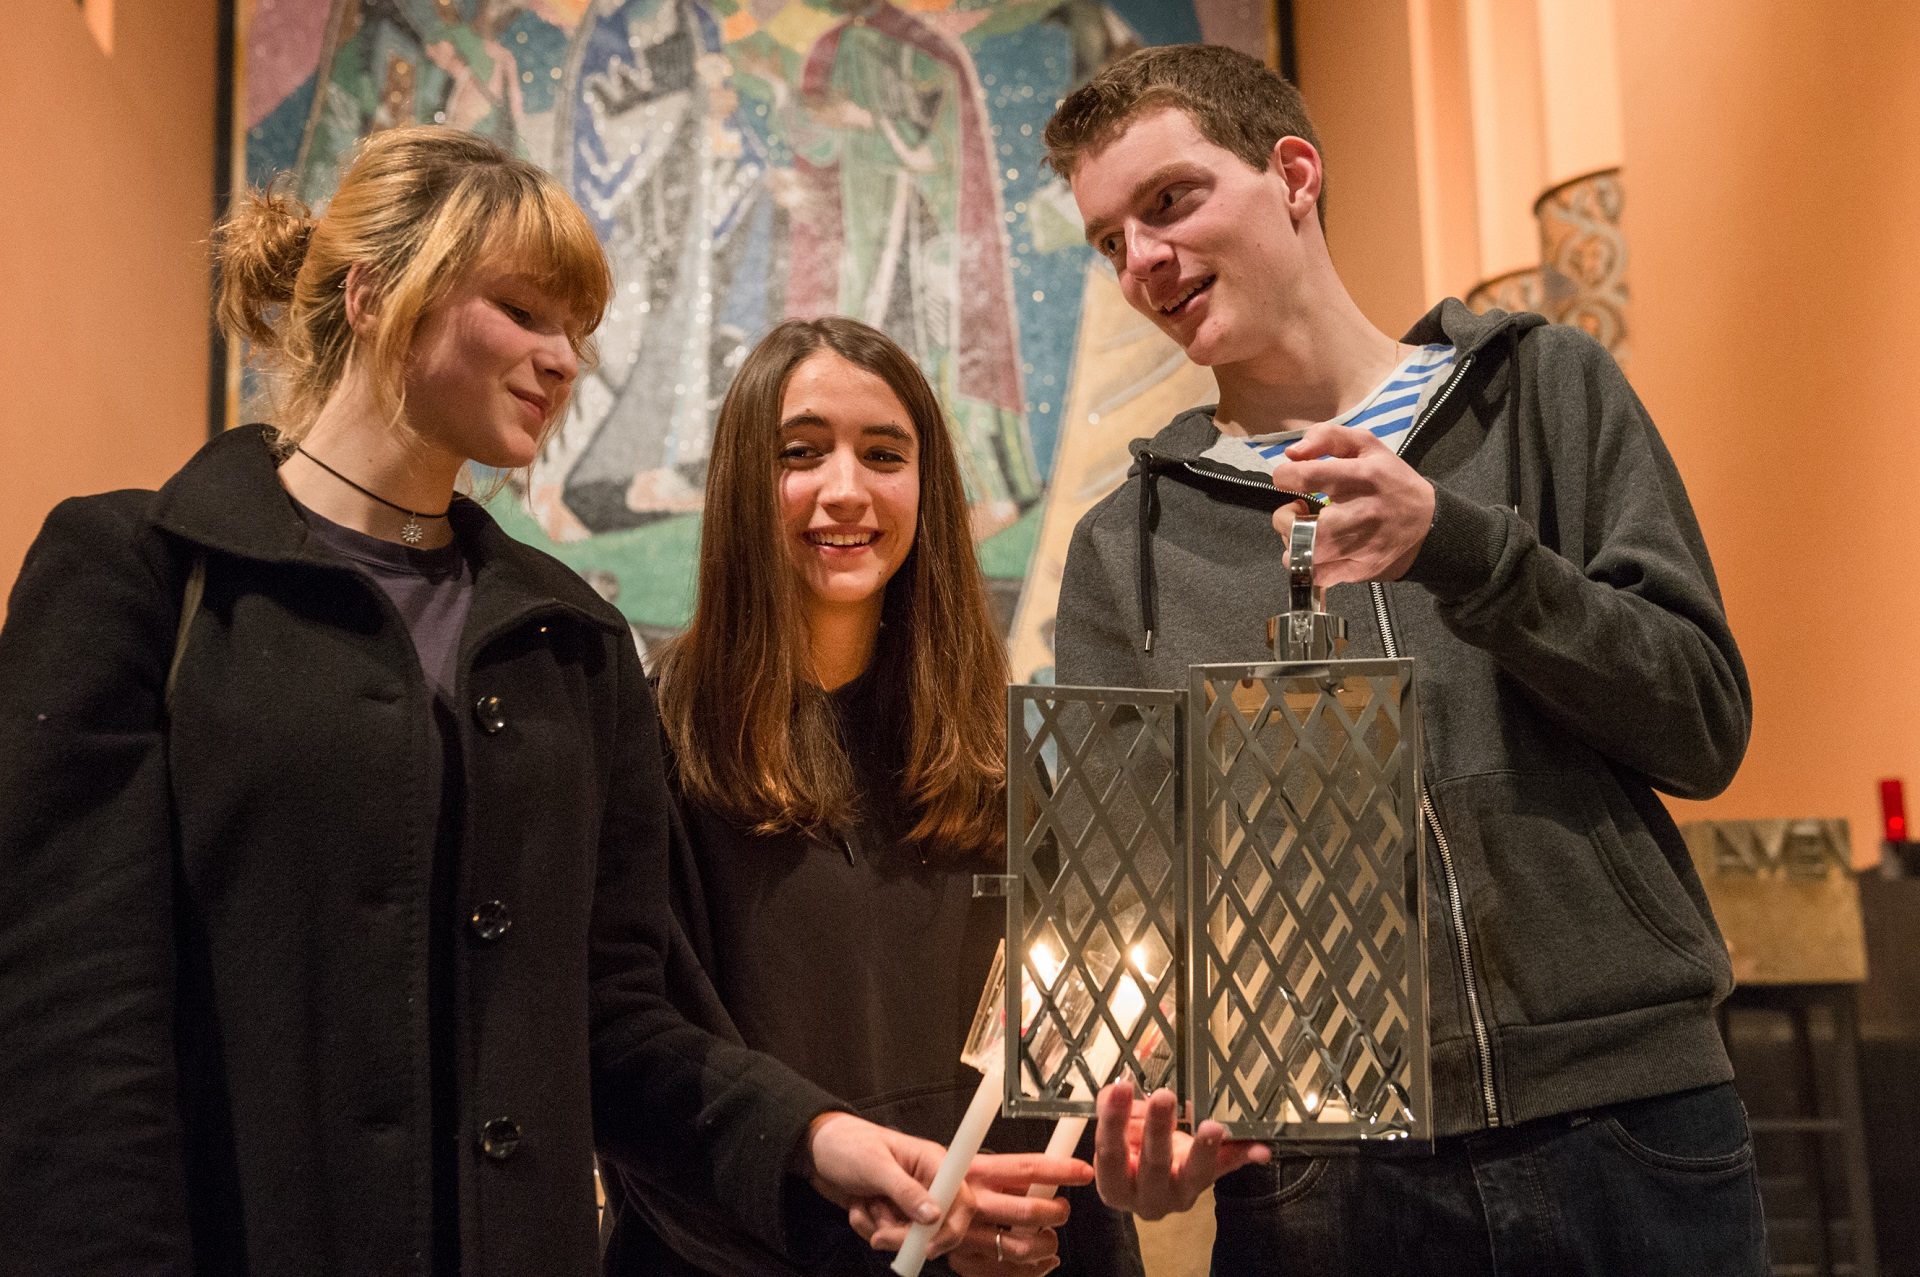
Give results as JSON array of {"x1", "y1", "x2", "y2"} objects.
[{"x1": 1431, "y1": 771, "x2": 1724, "y2": 1027}]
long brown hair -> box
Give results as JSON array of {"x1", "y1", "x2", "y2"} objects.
[{"x1": 655, "y1": 318, "x2": 1008, "y2": 859}]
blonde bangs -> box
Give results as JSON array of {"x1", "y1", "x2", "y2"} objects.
[
  {"x1": 487, "y1": 181, "x2": 613, "y2": 353},
  {"x1": 358, "y1": 161, "x2": 614, "y2": 425},
  {"x1": 425, "y1": 170, "x2": 614, "y2": 372}
]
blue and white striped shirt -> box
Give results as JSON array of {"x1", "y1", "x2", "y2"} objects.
[{"x1": 1201, "y1": 343, "x2": 1458, "y2": 478}]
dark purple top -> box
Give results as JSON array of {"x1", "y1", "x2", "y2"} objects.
[{"x1": 293, "y1": 501, "x2": 474, "y2": 697}]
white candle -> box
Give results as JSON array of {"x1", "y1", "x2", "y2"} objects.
[
  {"x1": 892, "y1": 1054, "x2": 1004, "y2": 1277},
  {"x1": 1028, "y1": 951, "x2": 1150, "y2": 1198},
  {"x1": 1025, "y1": 1115, "x2": 1087, "y2": 1199}
]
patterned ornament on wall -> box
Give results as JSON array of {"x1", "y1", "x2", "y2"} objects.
[
  {"x1": 1536, "y1": 167, "x2": 1628, "y2": 363},
  {"x1": 1467, "y1": 168, "x2": 1629, "y2": 366},
  {"x1": 1464, "y1": 266, "x2": 1545, "y2": 317}
]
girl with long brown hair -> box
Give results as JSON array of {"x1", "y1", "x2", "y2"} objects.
[
  {"x1": 0, "y1": 130, "x2": 990, "y2": 1276},
  {"x1": 612, "y1": 317, "x2": 1142, "y2": 1277}
]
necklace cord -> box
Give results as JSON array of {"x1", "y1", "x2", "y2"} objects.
[{"x1": 293, "y1": 446, "x2": 452, "y2": 521}]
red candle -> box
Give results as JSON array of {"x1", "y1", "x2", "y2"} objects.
[{"x1": 1881, "y1": 778, "x2": 1908, "y2": 843}]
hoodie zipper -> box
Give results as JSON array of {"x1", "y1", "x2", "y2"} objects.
[
  {"x1": 1135, "y1": 449, "x2": 1279, "y2": 495},
  {"x1": 1365, "y1": 349, "x2": 1502, "y2": 1129},
  {"x1": 1134, "y1": 449, "x2": 1319, "y2": 504},
  {"x1": 1180, "y1": 460, "x2": 1280, "y2": 493}
]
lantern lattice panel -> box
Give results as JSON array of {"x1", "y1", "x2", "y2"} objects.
[
  {"x1": 1005, "y1": 688, "x2": 1184, "y2": 1113},
  {"x1": 1187, "y1": 661, "x2": 1427, "y2": 1141}
]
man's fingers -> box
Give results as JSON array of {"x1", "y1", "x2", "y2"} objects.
[
  {"x1": 1284, "y1": 422, "x2": 1377, "y2": 460},
  {"x1": 1272, "y1": 498, "x2": 1312, "y2": 544},
  {"x1": 1092, "y1": 1082, "x2": 1138, "y2": 1209},
  {"x1": 1271, "y1": 455, "x2": 1374, "y2": 504},
  {"x1": 1134, "y1": 1089, "x2": 1179, "y2": 1213},
  {"x1": 1181, "y1": 1121, "x2": 1274, "y2": 1198},
  {"x1": 1213, "y1": 1136, "x2": 1274, "y2": 1178},
  {"x1": 1175, "y1": 1124, "x2": 1223, "y2": 1209}
]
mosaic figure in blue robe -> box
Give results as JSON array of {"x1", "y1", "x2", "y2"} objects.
[{"x1": 530, "y1": 0, "x2": 778, "y2": 537}]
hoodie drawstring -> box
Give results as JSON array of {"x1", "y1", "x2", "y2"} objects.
[
  {"x1": 1136, "y1": 461, "x2": 1161, "y2": 653},
  {"x1": 1505, "y1": 324, "x2": 1526, "y2": 524}
]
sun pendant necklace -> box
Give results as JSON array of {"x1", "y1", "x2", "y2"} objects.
[{"x1": 294, "y1": 446, "x2": 452, "y2": 545}]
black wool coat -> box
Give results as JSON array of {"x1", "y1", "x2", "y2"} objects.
[{"x1": 0, "y1": 426, "x2": 837, "y2": 1276}]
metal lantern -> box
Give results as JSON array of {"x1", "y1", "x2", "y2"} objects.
[{"x1": 985, "y1": 519, "x2": 1431, "y2": 1144}]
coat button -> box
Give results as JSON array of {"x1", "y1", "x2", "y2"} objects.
[
  {"x1": 478, "y1": 1117, "x2": 522, "y2": 1161},
  {"x1": 470, "y1": 900, "x2": 513, "y2": 942},
  {"x1": 473, "y1": 694, "x2": 506, "y2": 734}
]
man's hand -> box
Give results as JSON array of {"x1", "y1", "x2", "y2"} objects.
[
  {"x1": 1268, "y1": 423, "x2": 1436, "y2": 585},
  {"x1": 851, "y1": 1151, "x2": 1091, "y2": 1274},
  {"x1": 806, "y1": 1112, "x2": 970, "y2": 1259},
  {"x1": 1092, "y1": 1084, "x2": 1271, "y2": 1221}
]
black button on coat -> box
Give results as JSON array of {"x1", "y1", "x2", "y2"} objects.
[{"x1": 0, "y1": 427, "x2": 839, "y2": 1276}]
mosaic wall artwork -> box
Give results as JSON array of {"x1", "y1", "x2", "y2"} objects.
[{"x1": 235, "y1": 0, "x2": 1278, "y2": 674}]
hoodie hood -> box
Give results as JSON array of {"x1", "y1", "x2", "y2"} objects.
[
  {"x1": 1120, "y1": 302, "x2": 1549, "y2": 650},
  {"x1": 1126, "y1": 301, "x2": 1549, "y2": 470},
  {"x1": 1404, "y1": 297, "x2": 1547, "y2": 355}
]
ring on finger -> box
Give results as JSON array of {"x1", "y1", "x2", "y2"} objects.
[{"x1": 994, "y1": 1227, "x2": 1005, "y2": 1264}]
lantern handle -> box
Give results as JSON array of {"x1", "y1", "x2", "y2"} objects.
[
  {"x1": 1269, "y1": 512, "x2": 1348, "y2": 661},
  {"x1": 1288, "y1": 513, "x2": 1322, "y2": 616}
]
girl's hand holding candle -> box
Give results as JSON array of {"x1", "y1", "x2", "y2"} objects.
[
  {"x1": 890, "y1": 1055, "x2": 1004, "y2": 1275},
  {"x1": 803, "y1": 1112, "x2": 972, "y2": 1256},
  {"x1": 856, "y1": 1150, "x2": 1089, "y2": 1274},
  {"x1": 889, "y1": 939, "x2": 1101, "y2": 1275}
]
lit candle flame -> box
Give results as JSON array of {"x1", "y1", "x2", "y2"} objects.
[{"x1": 1029, "y1": 940, "x2": 1063, "y2": 987}]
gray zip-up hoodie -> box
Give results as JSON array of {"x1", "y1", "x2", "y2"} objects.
[{"x1": 1053, "y1": 299, "x2": 1751, "y2": 1137}]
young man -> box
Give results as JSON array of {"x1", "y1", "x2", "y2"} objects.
[{"x1": 1044, "y1": 45, "x2": 1764, "y2": 1274}]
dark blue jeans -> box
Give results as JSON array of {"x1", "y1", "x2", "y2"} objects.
[{"x1": 1210, "y1": 1083, "x2": 1768, "y2": 1276}]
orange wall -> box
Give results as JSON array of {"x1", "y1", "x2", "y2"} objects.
[
  {"x1": 1407, "y1": 0, "x2": 1481, "y2": 306},
  {"x1": 1303, "y1": 0, "x2": 1919, "y2": 859},
  {"x1": 0, "y1": 1, "x2": 218, "y2": 619},
  {"x1": 1294, "y1": 0, "x2": 1430, "y2": 332},
  {"x1": 1615, "y1": 1, "x2": 1920, "y2": 858}
]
